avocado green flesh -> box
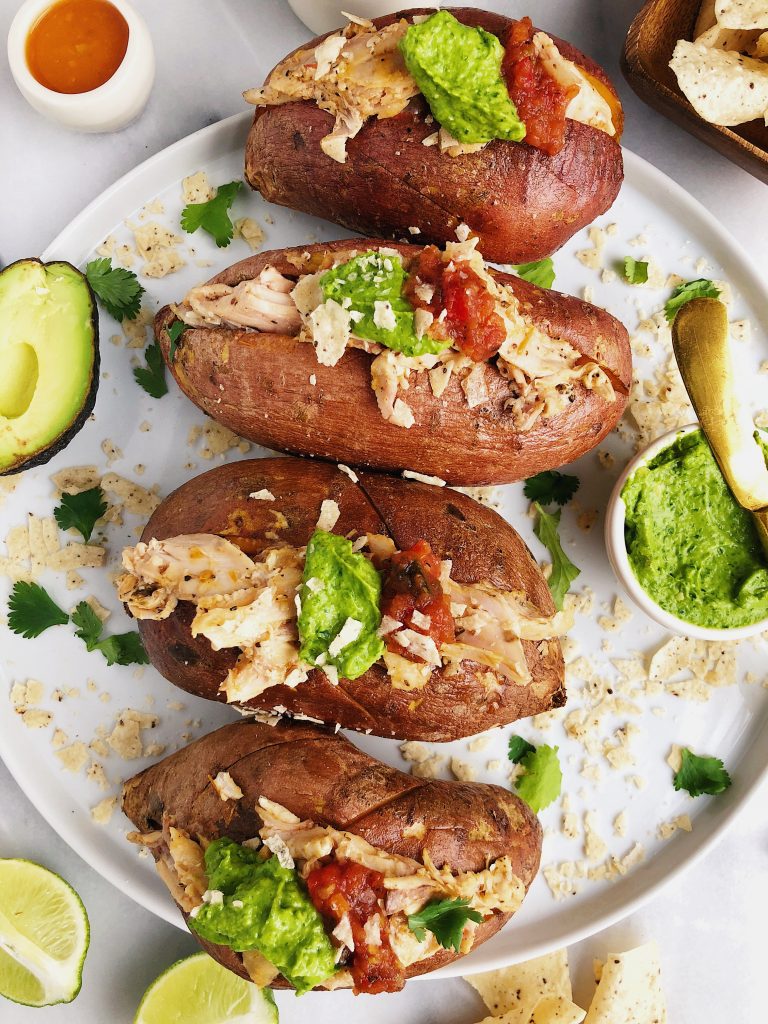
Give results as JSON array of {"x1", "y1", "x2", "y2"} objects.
[
  {"x1": 0, "y1": 260, "x2": 97, "y2": 473},
  {"x1": 298, "y1": 529, "x2": 385, "y2": 679},
  {"x1": 190, "y1": 839, "x2": 338, "y2": 995},
  {"x1": 622, "y1": 429, "x2": 768, "y2": 628},
  {"x1": 399, "y1": 11, "x2": 526, "y2": 146}
]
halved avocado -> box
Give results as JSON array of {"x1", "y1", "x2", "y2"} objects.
[{"x1": 0, "y1": 258, "x2": 99, "y2": 476}]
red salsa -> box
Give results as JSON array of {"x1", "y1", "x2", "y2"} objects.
[
  {"x1": 380, "y1": 539, "x2": 455, "y2": 658},
  {"x1": 405, "y1": 248, "x2": 506, "y2": 362},
  {"x1": 306, "y1": 861, "x2": 404, "y2": 994},
  {"x1": 502, "y1": 17, "x2": 578, "y2": 157}
]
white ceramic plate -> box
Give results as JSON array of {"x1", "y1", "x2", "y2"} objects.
[{"x1": 2, "y1": 111, "x2": 767, "y2": 977}]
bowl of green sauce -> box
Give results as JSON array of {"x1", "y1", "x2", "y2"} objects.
[{"x1": 605, "y1": 423, "x2": 768, "y2": 640}]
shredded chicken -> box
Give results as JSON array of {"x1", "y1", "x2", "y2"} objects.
[
  {"x1": 177, "y1": 267, "x2": 301, "y2": 333},
  {"x1": 437, "y1": 564, "x2": 573, "y2": 683},
  {"x1": 119, "y1": 536, "x2": 308, "y2": 700},
  {"x1": 244, "y1": 21, "x2": 419, "y2": 162},
  {"x1": 170, "y1": 229, "x2": 614, "y2": 435},
  {"x1": 244, "y1": 17, "x2": 616, "y2": 165},
  {"x1": 370, "y1": 349, "x2": 441, "y2": 428},
  {"x1": 256, "y1": 798, "x2": 525, "y2": 917},
  {"x1": 422, "y1": 850, "x2": 525, "y2": 915},
  {"x1": 119, "y1": 531, "x2": 563, "y2": 700},
  {"x1": 149, "y1": 798, "x2": 525, "y2": 984},
  {"x1": 117, "y1": 534, "x2": 257, "y2": 620},
  {"x1": 165, "y1": 826, "x2": 208, "y2": 911},
  {"x1": 242, "y1": 951, "x2": 280, "y2": 987}
]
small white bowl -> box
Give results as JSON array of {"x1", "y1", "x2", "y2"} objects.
[
  {"x1": 7, "y1": 0, "x2": 155, "y2": 133},
  {"x1": 286, "y1": 0, "x2": 415, "y2": 35},
  {"x1": 605, "y1": 422, "x2": 768, "y2": 641}
]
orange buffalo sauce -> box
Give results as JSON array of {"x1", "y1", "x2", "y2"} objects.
[{"x1": 26, "y1": 0, "x2": 129, "y2": 95}]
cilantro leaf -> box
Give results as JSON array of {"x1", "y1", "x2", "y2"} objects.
[
  {"x1": 533, "y1": 503, "x2": 581, "y2": 610},
  {"x1": 508, "y1": 735, "x2": 536, "y2": 764},
  {"x1": 85, "y1": 257, "x2": 144, "y2": 321},
  {"x1": 664, "y1": 279, "x2": 720, "y2": 322},
  {"x1": 53, "y1": 487, "x2": 107, "y2": 543},
  {"x1": 515, "y1": 744, "x2": 562, "y2": 812},
  {"x1": 407, "y1": 898, "x2": 483, "y2": 952},
  {"x1": 673, "y1": 748, "x2": 732, "y2": 797},
  {"x1": 72, "y1": 601, "x2": 148, "y2": 665},
  {"x1": 524, "y1": 471, "x2": 580, "y2": 507},
  {"x1": 623, "y1": 257, "x2": 648, "y2": 285},
  {"x1": 513, "y1": 258, "x2": 555, "y2": 290},
  {"x1": 167, "y1": 320, "x2": 189, "y2": 362},
  {"x1": 180, "y1": 180, "x2": 242, "y2": 247},
  {"x1": 7, "y1": 581, "x2": 69, "y2": 639},
  {"x1": 71, "y1": 600, "x2": 104, "y2": 650},
  {"x1": 133, "y1": 341, "x2": 168, "y2": 399},
  {"x1": 95, "y1": 631, "x2": 149, "y2": 666}
]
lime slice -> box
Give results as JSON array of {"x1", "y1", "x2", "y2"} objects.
[
  {"x1": 0, "y1": 858, "x2": 89, "y2": 1007},
  {"x1": 135, "y1": 952, "x2": 279, "y2": 1024}
]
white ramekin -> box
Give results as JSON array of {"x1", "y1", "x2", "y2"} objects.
[
  {"x1": 605, "y1": 422, "x2": 768, "y2": 641},
  {"x1": 7, "y1": 0, "x2": 155, "y2": 132},
  {"x1": 286, "y1": 0, "x2": 419, "y2": 34}
]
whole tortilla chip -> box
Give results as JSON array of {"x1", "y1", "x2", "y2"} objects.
[
  {"x1": 584, "y1": 941, "x2": 666, "y2": 1024},
  {"x1": 465, "y1": 949, "x2": 572, "y2": 1021},
  {"x1": 715, "y1": 0, "x2": 768, "y2": 29},
  {"x1": 695, "y1": 23, "x2": 761, "y2": 49},
  {"x1": 670, "y1": 40, "x2": 768, "y2": 125},
  {"x1": 529, "y1": 996, "x2": 586, "y2": 1024}
]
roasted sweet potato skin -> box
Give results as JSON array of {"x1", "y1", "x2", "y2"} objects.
[
  {"x1": 122, "y1": 718, "x2": 542, "y2": 985},
  {"x1": 156, "y1": 240, "x2": 630, "y2": 486},
  {"x1": 134, "y1": 456, "x2": 565, "y2": 741},
  {"x1": 245, "y1": 7, "x2": 624, "y2": 264}
]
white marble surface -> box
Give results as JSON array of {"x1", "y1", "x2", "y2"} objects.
[{"x1": 1, "y1": 1, "x2": 767, "y2": 1021}]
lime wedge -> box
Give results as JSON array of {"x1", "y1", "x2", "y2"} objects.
[
  {"x1": 0, "y1": 858, "x2": 89, "y2": 1007},
  {"x1": 135, "y1": 952, "x2": 279, "y2": 1024}
]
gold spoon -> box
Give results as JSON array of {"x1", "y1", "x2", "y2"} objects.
[{"x1": 672, "y1": 297, "x2": 768, "y2": 558}]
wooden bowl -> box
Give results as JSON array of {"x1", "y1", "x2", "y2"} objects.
[{"x1": 622, "y1": 0, "x2": 768, "y2": 183}]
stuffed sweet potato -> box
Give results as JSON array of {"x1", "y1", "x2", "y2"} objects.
[
  {"x1": 156, "y1": 239, "x2": 631, "y2": 486},
  {"x1": 244, "y1": 8, "x2": 624, "y2": 264},
  {"x1": 117, "y1": 457, "x2": 567, "y2": 741},
  {"x1": 122, "y1": 718, "x2": 542, "y2": 993}
]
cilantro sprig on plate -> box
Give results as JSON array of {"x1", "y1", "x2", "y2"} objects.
[
  {"x1": 8, "y1": 582, "x2": 69, "y2": 639},
  {"x1": 85, "y1": 257, "x2": 144, "y2": 321},
  {"x1": 508, "y1": 734, "x2": 536, "y2": 764},
  {"x1": 512, "y1": 258, "x2": 555, "y2": 290},
  {"x1": 673, "y1": 748, "x2": 732, "y2": 797},
  {"x1": 623, "y1": 257, "x2": 648, "y2": 285},
  {"x1": 53, "y1": 487, "x2": 107, "y2": 543},
  {"x1": 514, "y1": 743, "x2": 562, "y2": 813},
  {"x1": 533, "y1": 503, "x2": 581, "y2": 610},
  {"x1": 407, "y1": 898, "x2": 483, "y2": 952},
  {"x1": 133, "y1": 341, "x2": 168, "y2": 399},
  {"x1": 71, "y1": 601, "x2": 149, "y2": 666},
  {"x1": 524, "y1": 470, "x2": 579, "y2": 507},
  {"x1": 181, "y1": 180, "x2": 242, "y2": 247},
  {"x1": 7, "y1": 581, "x2": 147, "y2": 666}
]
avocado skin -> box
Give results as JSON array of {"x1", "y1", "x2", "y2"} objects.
[{"x1": 0, "y1": 257, "x2": 100, "y2": 477}]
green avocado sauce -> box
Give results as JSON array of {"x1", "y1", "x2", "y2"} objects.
[
  {"x1": 399, "y1": 10, "x2": 526, "y2": 145},
  {"x1": 298, "y1": 529, "x2": 385, "y2": 679},
  {"x1": 622, "y1": 429, "x2": 768, "y2": 629},
  {"x1": 189, "y1": 839, "x2": 337, "y2": 995},
  {"x1": 320, "y1": 251, "x2": 448, "y2": 357}
]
